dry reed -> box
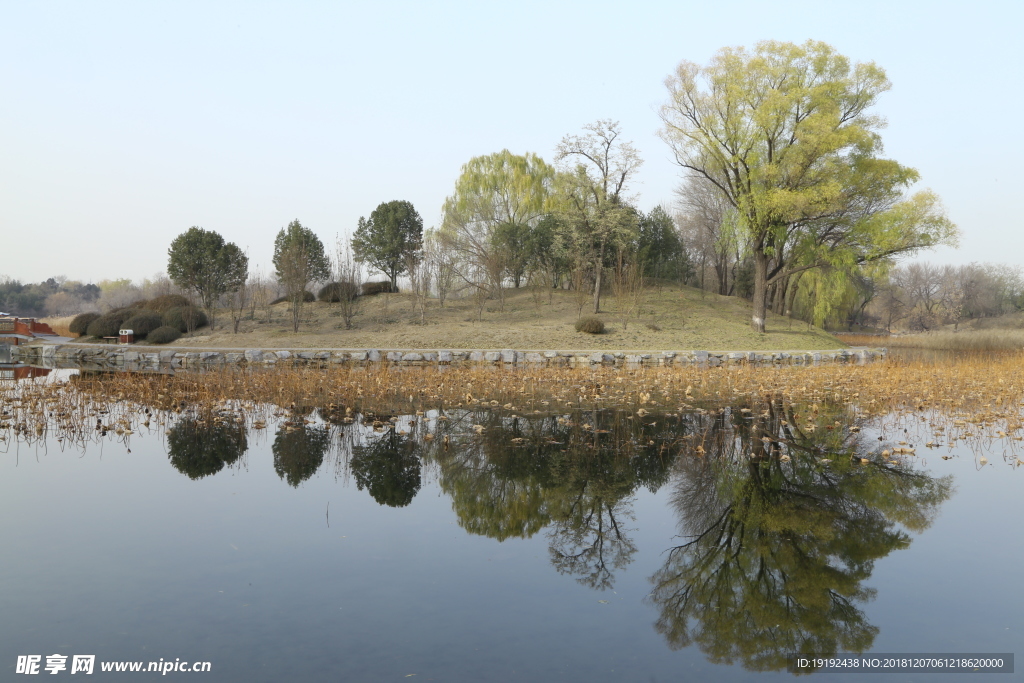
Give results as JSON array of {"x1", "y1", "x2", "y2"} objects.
[
  {"x1": 838, "y1": 330, "x2": 1024, "y2": 352},
  {"x1": 3, "y1": 354, "x2": 1024, "y2": 449}
]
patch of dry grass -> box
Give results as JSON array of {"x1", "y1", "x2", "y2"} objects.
[
  {"x1": 838, "y1": 330, "x2": 1024, "y2": 352},
  {"x1": 165, "y1": 284, "x2": 842, "y2": 352},
  {"x1": 39, "y1": 315, "x2": 75, "y2": 337}
]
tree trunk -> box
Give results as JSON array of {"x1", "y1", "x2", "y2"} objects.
[
  {"x1": 291, "y1": 296, "x2": 301, "y2": 332},
  {"x1": 751, "y1": 250, "x2": 768, "y2": 333},
  {"x1": 592, "y1": 240, "x2": 606, "y2": 314}
]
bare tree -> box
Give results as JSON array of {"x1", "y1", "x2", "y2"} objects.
[
  {"x1": 334, "y1": 235, "x2": 364, "y2": 330},
  {"x1": 556, "y1": 120, "x2": 642, "y2": 314}
]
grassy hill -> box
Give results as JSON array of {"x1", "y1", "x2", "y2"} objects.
[{"x1": 127, "y1": 283, "x2": 843, "y2": 351}]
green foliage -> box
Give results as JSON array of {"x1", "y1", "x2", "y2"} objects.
[
  {"x1": 272, "y1": 425, "x2": 330, "y2": 487},
  {"x1": 352, "y1": 200, "x2": 424, "y2": 287},
  {"x1": 575, "y1": 316, "x2": 605, "y2": 334},
  {"x1": 122, "y1": 311, "x2": 164, "y2": 338},
  {"x1": 660, "y1": 40, "x2": 957, "y2": 332},
  {"x1": 166, "y1": 227, "x2": 248, "y2": 327},
  {"x1": 361, "y1": 281, "x2": 395, "y2": 296},
  {"x1": 273, "y1": 219, "x2": 331, "y2": 333},
  {"x1": 144, "y1": 294, "x2": 190, "y2": 313},
  {"x1": 440, "y1": 151, "x2": 556, "y2": 290},
  {"x1": 167, "y1": 418, "x2": 247, "y2": 479},
  {"x1": 146, "y1": 326, "x2": 182, "y2": 344},
  {"x1": 734, "y1": 260, "x2": 755, "y2": 300},
  {"x1": 69, "y1": 312, "x2": 101, "y2": 336},
  {"x1": 163, "y1": 305, "x2": 209, "y2": 333},
  {"x1": 637, "y1": 206, "x2": 691, "y2": 282},
  {"x1": 318, "y1": 281, "x2": 358, "y2": 303}
]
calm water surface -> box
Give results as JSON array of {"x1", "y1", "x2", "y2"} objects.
[{"x1": 1, "y1": 367, "x2": 1021, "y2": 681}]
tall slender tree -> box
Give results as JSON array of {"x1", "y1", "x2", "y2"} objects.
[{"x1": 273, "y1": 220, "x2": 330, "y2": 332}]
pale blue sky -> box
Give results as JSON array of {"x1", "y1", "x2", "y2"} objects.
[{"x1": 2, "y1": 0, "x2": 1020, "y2": 284}]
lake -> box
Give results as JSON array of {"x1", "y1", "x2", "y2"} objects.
[{"x1": 1, "y1": 362, "x2": 1020, "y2": 681}]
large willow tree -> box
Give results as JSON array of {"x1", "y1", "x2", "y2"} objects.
[
  {"x1": 440, "y1": 150, "x2": 556, "y2": 303},
  {"x1": 660, "y1": 40, "x2": 957, "y2": 332}
]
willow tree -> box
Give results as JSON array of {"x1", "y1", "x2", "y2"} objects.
[
  {"x1": 660, "y1": 40, "x2": 956, "y2": 333},
  {"x1": 440, "y1": 150, "x2": 556, "y2": 308}
]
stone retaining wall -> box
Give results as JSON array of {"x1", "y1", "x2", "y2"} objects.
[{"x1": 11, "y1": 343, "x2": 886, "y2": 371}]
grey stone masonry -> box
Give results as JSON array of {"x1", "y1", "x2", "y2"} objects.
[{"x1": 9, "y1": 342, "x2": 886, "y2": 371}]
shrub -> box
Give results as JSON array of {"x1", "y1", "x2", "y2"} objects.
[
  {"x1": 575, "y1": 317, "x2": 606, "y2": 334},
  {"x1": 270, "y1": 291, "x2": 316, "y2": 305},
  {"x1": 86, "y1": 314, "x2": 125, "y2": 338},
  {"x1": 163, "y1": 305, "x2": 209, "y2": 333},
  {"x1": 145, "y1": 294, "x2": 190, "y2": 313},
  {"x1": 128, "y1": 299, "x2": 150, "y2": 309},
  {"x1": 147, "y1": 326, "x2": 182, "y2": 344},
  {"x1": 69, "y1": 312, "x2": 101, "y2": 337},
  {"x1": 85, "y1": 308, "x2": 135, "y2": 338},
  {"x1": 123, "y1": 311, "x2": 164, "y2": 338},
  {"x1": 319, "y1": 281, "x2": 359, "y2": 303},
  {"x1": 361, "y1": 281, "x2": 395, "y2": 296}
]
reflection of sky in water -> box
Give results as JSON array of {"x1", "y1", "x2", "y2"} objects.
[{"x1": 0, "y1": 404, "x2": 1020, "y2": 682}]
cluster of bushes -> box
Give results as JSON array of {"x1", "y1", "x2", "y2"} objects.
[
  {"x1": 69, "y1": 297, "x2": 207, "y2": 344},
  {"x1": 318, "y1": 281, "x2": 359, "y2": 302},
  {"x1": 270, "y1": 291, "x2": 316, "y2": 305}
]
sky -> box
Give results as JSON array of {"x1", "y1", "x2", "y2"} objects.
[{"x1": 2, "y1": 0, "x2": 1021, "y2": 285}]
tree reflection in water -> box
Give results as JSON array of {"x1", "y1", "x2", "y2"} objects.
[
  {"x1": 350, "y1": 428, "x2": 422, "y2": 507},
  {"x1": 272, "y1": 424, "x2": 330, "y2": 487},
  {"x1": 166, "y1": 417, "x2": 247, "y2": 480},
  {"x1": 427, "y1": 409, "x2": 680, "y2": 589},
  {"x1": 164, "y1": 396, "x2": 952, "y2": 670},
  {"x1": 647, "y1": 400, "x2": 952, "y2": 672}
]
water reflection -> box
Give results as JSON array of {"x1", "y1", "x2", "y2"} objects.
[
  {"x1": 166, "y1": 418, "x2": 247, "y2": 480},
  {"x1": 427, "y1": 410, "x2": 679, "y2": 589},
  {"x1": 350, "y1": 428, "x2": 422, "y2": 507},
  {"x1": 647, "y1": 400, "x2": 952, "y2": 672},
  {"x1": 272, "y1": 424, "x2": 330, "y2": 487}
]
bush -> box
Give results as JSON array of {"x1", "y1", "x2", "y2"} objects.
[
  {"x1": 85, "y1": 308, "x2": 135, "y2": 338},
  {"x1": 270, "y1": 291, "x2": 316, "y2": 305},
  {"x1": 145, "y1": 294, "x2": 190, "y2": 313},
  {"x1": 575, "y1": 317, "x2": 606, "y2": 334},
  {"x1": 69, "y1": 312, "x2": 101, "y2": 337},
  {"x1": 128, "y1": 299, "x2": 150, "y2": 309},
  {"x1": 147, "y1": 326, "x2": 182, "y2": 344},
  {"x1": 123, "y1": 311, "x2": 164, "y2": 338},
  {"x1": 361, "y1": 281, "x2": 395, "y2": 296},
  {"x1": 319, "y1": 281, "x2": 359, "y2": 303},
  {"x1": 163, "y1": 305, "x2": 209, "y2": 333}
]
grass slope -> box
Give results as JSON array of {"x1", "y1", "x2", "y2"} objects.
[{"x1": 146, "y1": 284, "x2": 843, "y2": 351}]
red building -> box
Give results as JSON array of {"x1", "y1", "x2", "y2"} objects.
[{"x1": 0, "y1": 317, "x2": 57, "y2": 346}]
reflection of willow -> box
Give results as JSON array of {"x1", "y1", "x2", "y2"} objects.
[
  {"x1": 350, "y1": 429, "x2": 422, "y2": 507},
  {"x1": 272, "y1": 425, "x2": 330, "y2": 487},
  {"x1": 166, "y1": 417, "x2": 247, "y2": 480},
  {"x1": 427, "y1": 409, "x2": 682, "y2": 589},
  {"x1": 648, "y1": 400, "x2": 953, "y2": 672}
]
